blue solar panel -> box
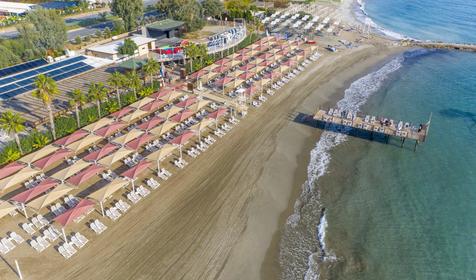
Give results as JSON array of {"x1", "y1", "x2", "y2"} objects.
[
  {"x1": 0, "y1": 56, "x2": 93, "y2": 100},
  {"x1": 0, "y1": 59, "x2": 48, "y2": 78}
]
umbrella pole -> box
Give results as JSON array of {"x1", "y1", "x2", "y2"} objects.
[
  {"x1": 62, "y1": 228, "x2": 67, "y2": 242},
  {"x1": 131, "y1": 179, "x2": 135, "y2": 192},
  {"x1": 100, "y1": 201, "x2": 105, "y2": 217},
  {"x1": 179, "y1": 145, "x2": 183, "y2": 160},
  {"x1": 157, "y1": 160, "x2": 160, "y2": 175},
  {"x1": 198, "y1": 130, "x2": 201, "y2": 142},
  {"x1": 22, "y1": 203, "x2": 28, "y2": 218}
]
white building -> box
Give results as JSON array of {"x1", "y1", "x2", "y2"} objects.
[
  {"x1": 0, "y1": 1, "x2": 37, "y2": 16},
  {"x1": 85, "y1": 36, "x2": 156, "y2": 61}
]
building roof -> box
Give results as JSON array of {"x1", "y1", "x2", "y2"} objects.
[
  {"x1": 0, "y1": 1, "x2": 37, "y2": 14},
  {"x1": 147, "y1": 19, "x2": 185, "y2": 32},
  {"x1": 118, "y1": 59, "x2": 148, "y2": 70},
  {"x1": 87, "y1": 36, "x2": 156, "y2": 55}
]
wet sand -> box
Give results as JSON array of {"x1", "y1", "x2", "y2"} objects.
[{"x1": 0, "y1": 46, "x2": 403, "y2": 280}]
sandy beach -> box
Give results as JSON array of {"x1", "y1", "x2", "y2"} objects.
[{"x1": 0, "y1": 40, "x2": 402, "y2": 279}]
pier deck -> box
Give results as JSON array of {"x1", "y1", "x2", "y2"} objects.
[{"x1": 313, "y1": 109, "x2": 431, "y2": 149}]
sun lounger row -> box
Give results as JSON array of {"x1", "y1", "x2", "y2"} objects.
[
  {"x1": 146, "y1": 178, "x2": 161, "y2": 189},
  {"x1": 90, "y1": 219, "x2": 108, "y2": 235},
  {"x1": 58, "y1": 232, "x2": 89, "y2": 259},
  {"x1": 157, "y1": 168, "x2": 172, "y2": 180},
  {"x1": 173, "y1": 158, "x2": 188, "y2": 169},
  {"x1": 30, "y1": 235, "x2": 50, "y2": 253},
  {"x1": 0, "y1": 232, "x2": 24, "y2": 255}
]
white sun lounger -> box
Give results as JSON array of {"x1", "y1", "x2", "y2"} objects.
[
  {"x1": 9, "y1": 232, "x2": 24, "y2": 244},
  {"x1": 21, "y1": 223, "x2": 36, "y2": 235}
]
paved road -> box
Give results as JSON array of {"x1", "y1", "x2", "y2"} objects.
[{"x1": 0, "y1": 0, "x2": 160, "y2": 39}]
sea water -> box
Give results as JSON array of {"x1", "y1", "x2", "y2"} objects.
[
  {"x1": 363, "y1": 0, "x2": 476, "y2": 43},
  {"x1": 280, "y1": 1, "x2": 476, "y2": 278}
]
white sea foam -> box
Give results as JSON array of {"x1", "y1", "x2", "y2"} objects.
[
  {"x1": 287, "y1": 55, "x2": 405, "y2": 279},
  {"x1": 353, "y1": 0, "x2": 415, "y2": 41}
]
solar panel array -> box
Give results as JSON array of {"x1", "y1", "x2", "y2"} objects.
[
  {"x1": 0, "y1": 56, "x2": 94, "y2": 100},
  {"x1": 0, "y1": 59, "x2": 48, "y2": 78}
]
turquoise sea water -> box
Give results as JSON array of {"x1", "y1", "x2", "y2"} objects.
[
  {"x1": 280, "y1": 1, "x2": 476, "y2": 279},
  {"x1": 364, "y1": 0, "x2": 476, "y2": 43},
  {"x1": 323, "y1": 50, "x2": 476, "y2": 279}
]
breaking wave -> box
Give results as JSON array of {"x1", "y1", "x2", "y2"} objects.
[{"x1": 280, "y1": 54, "x2": 405, "y2": 280}]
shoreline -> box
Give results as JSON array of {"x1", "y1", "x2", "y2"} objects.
[{"x1": 217, "y1": 44, "x2": 405, "y2": 280}]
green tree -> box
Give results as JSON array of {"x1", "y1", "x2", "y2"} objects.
[
  {"x1": 118, "y1": 38, "x2": 139, "y2": 70},
  {"x1": 108, "y1": 71, "x2": 126, "y2": 107},
  {"x1": 157, "y1": 0, "x2": 205, "y2": 31},
  {"x1": 31, "y1": 132, "x2": 49, "y2": 150},
  {"x1": 0, "y1": 45, "x2": 21, "y2": 68},
  {"x1": 125, "y1": 71, "x2": 142, "y2": 100},
  {"x1": 202, "y1": 0, "x2": 224, "y2": 17},
  {"x1": 225, "y1": 0, "x2": 251, "y2": 10},
  {"x1": 0, "y1": 146, "x2": 21, "y2": 164},
  {"x1": 111, "y1": 0, "x2": 144, "y2": 31},
  {"x1": 74, "y1": 35, "x2": 82, "y2": 45},
  {"x1": 112, "y1": 20, "x2": 126, "y2": 35},
  {"x1": 18, "y1": 9, "x2": 67, "y2": 53},
  {"x1": 87, "y1": 82, "x2": 108, "y2": 118},
  {"x1": 68, "y1": 89, "x2": 87, "y2": 128},
  {"x1": 142, "y1": 59, "x2": 160, "y2": 86},
  {"x1": 138, "y1": 86, "x2": 154, "y2": 98},
  {"x1": 32, "y1": 74, "x2": 59, "y2": 140},
  {"x1": 0, "y1": 111, "x2": 26, "y2": 154},
  {"x1": 103, "y1": 27, "x2": 112, "y2": 38}
]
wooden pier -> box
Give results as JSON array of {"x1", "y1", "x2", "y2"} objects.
[{"x1": 313, "y1": 108, "x2": 431, "y2": 151}]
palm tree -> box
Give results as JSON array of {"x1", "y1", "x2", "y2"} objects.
[
  {"x1": 68, "y1": 89, "x2": 87, "y2": 128},
  {"x1": 0, "y1": 111, "x2": 26, "y2": 154},
  {"x1": 125, "y1": 71, "x2": 142, "y2": 99},
  {"x1": 142, "y1": 59, "x2": 160, "y2": 86},
  {"x1": 108, "y1": 71, "x2": 125, "y2": 107},
  {"x1": 32, "y1": 74, "x2": 59, "y2": 140},
  {"x1": 87, "y1": 82, "x2": 108, "y2": 118}
]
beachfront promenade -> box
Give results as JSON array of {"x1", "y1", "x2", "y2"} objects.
[{"x1": 0, "y1": 36, "x2": 320, "y2": 279}]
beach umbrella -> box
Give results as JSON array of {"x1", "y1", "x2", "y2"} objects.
[
  {"x1": 67, "y1": 164, "x2": 104, "y2": 186},
  {"x1": 0, "y1": 166, "x2": 40, "y2": 192},
  {"x1": 188, "y1": 99, "x2": 210, "y2": 113},
  {"x1": 120, "y1": 160, "x2": 152, "y2": 190},
  {"x1": 230, "y1": 59, "x2": 241, "y2": 67},
  {"x1": 239, "y1": 72, "x2": 255, "y2": 80},
  {"x1": 54, "y1": 130, "x2": 89, "y2": 147},
  {"x1": 159, "y1": 91, "x2": 184, "y2": 103},
  {"x1": 208, "y1": 107, "x2": 228, "y2": 129},
  {"x1": 212, "y1": 65, "x2": 229, "y2": 73},
  {"x1": 20, "y1": 145, "x2": 58, "y2": 166},
  {"x1": 149, "y1": 120, "x2": 178, "y2": 137},
  {"x1": 264, "y1": 71, "x2": 281, "y2": 81},
  {"x1": 0, "y1": 200, "x2": 17, "y2": 220},
  {"x1": 110, "y1": 106, "x2": 134, "y2": 119},
  {"x1": 214, "y1": 58, "x2": 231, "y2": 65},
  {"x1": 83, "y1": 118, "x2": 114, "y2": 133},
  {"x1": 158, "y1": 106, "x2": 182, "y2": 120},
  {"x1": 33, "y1": 148, "x2": 72, "y2": 170},
  {"x1": 189, "y1": 69, "x2": 209, "y2": 82},
  {"x1": 176, "y1": 97, "x2": 198, "y2": 108},
  {"x1": 245, "y1": 86, "x2": 259, "y2": 98},
  {"x1": 88, "y1": 178, "x2": 129, "y2": 216},
  {"x1": 54, "y1": 199, "x2": 95, "y2": 240},
  {"x1": 130, "y1": 97, "x2": 154, "y2": 109},
  {"x1": 190, "y1": 118, "x2": 214, "y2": 141},
  {"x1": 95, "y1": 121, "x2": 127, "y2": 138},
  {"x1": 10, "y1": 178, "x2": 59, "y2": 217},
  {"x1": 51, "y1": 160, "x2": 91, "y2": 182},
  {"x1": 0, "y1": 162, "x2": 25, "y2": 181},
  {"x1": 150, "y1": 89, "x2": 173, "y2": 100},
  {"x1": 146, "y1": 144, "x2": 177, "y2": 172},
  {"x1": 171, "y1": 109, "x2": 195, "y2": 123},
  {"x1": 137, "y1": 116, "x2": 164, "y2": 131},
  {"x1": 27, "y1": 184, "x2": 74, "y2": 211},
  {"x1": 215, "y1": 76, "x2": 234, "y2": 88},
  {"x1": 66, "y1": 134, "x2": 102, "y2": 154},
  {"x1": 120, "y1": 109, "x2": 148, "y2": 124},
  {"x1": 112, "y1": 129, "x2": 144, "y2": 147},
  {"x1": 141, "y1": 99, "x2": 166, "y2": 112},
  {"x1": 125, "y1": 133, "x2": 153, "y2": 150},
  {"x1": 240, "y1": 64, "x2": 256, "y2": 72},
  {"x1": 98, "y1": 147, "x2": 133, "y2": 167},
  {"x1": 279, "y1": 64, "x2": 290, "y2": 73},
  {"x1": 170, "y1": 130, "x2": 195, "y2": 160}
]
